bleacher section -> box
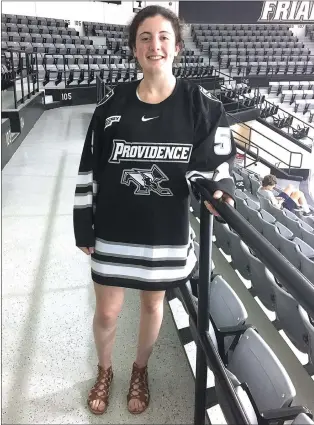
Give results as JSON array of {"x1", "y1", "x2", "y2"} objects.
[
  {"x1": 1, "y1": 14, "x2": 212, "y2": 88},
  {"x1": 189, "y1": 164, "x2": 314, "y2": 381},
  {"x1": 218, "y1": 82, "x2": 314, "y2": 148},
  {"x1": 266, "y1": 80, "x2": 314, "y2": 125},
  {"x1": 192, "y1": 23, "x2": 314, "y2": 77}
]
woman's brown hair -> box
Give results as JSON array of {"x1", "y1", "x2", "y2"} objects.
[{"x1": 127, "y1": 5, "x2": 184, "y2": 53}]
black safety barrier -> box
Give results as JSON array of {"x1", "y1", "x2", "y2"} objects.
[
  {"x1": 180, "y1": 191, "x2": 314, "y2": 425},
  {"x1": 96, "y1": 73, "x2": 105, "y2": 104},
  {"x1": 2, "y1": 50, "x2": 39, "y2": 109}
]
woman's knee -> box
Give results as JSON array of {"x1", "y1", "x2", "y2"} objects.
[
  {"x1": 94, "y1": 283, "x2": 125, "y2": 324},
  {"x1": 141, "y1": 291, "x2": 165, "y2": 314},
  {"x1": 95, "y1": 307, "x2": 121, "y2": 324},
  {"x1": 284, "y1": 184, "x2": 294, "y2": 195}
]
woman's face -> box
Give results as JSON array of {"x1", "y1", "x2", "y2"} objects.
[{"x1": 133, "y1": 14, "x2": 180, "y2": 75}]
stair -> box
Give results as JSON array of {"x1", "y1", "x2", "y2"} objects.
[{"x1": 182, "y1": 24, "x2": 210, "y2": 65}]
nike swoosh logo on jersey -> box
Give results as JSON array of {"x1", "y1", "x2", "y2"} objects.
[{"x1": 142, "y1": 116, "x2": 159, "y2": 122}]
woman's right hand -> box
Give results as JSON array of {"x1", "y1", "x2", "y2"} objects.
[{"x1": 79, "y1": 247, "x2": 95, "y2": 255}]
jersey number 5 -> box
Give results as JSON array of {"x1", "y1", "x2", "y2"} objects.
[{"x1": 214, "y1": 127, "x2": 232, "y2": 156}]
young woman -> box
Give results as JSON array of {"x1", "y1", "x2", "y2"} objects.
[{"x1": 73, "y1": 5, "x2": 236, "y2": 416}]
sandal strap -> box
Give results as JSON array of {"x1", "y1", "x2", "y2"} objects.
[
  {"x1": 127, "y1": 362, "x2": 150, "y2": 405},
  {"x1": 88, "y1": 364, "x2": 113, "y2": 404}
]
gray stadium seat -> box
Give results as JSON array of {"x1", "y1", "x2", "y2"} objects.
[
  {"x1": 283, "y1": 209, "x2": 303, "y2": 238},
  {"x1": 279, "y1": 236, "x2": 314, "y2": 269},
  {"x1": 296, "y1": 250, "x2": 314, "y2": 283},
  {"x1": 236, "y1": 198, "x2": 250, "y2": 220},
  {"x1": 258, "y1": 195, "x2": 271, "y2": 211},
  {"x1": 273, "y1": 280, "x2": 311, "y2": 353},
  {"x1": 292, "y1": 413, "x2": 314, "y2": 424},
  {"x1": 300, "y1": 221, "x2": 314, "y2": 249},
  {"x1": 190, "y1": 274, "x2": 248, "y2": 356},
  {"x1": 299, "y1": 305, "x2": 314, "y2": 367},
  {"x1": 213, "y1": 220, "x2": 231, "y2": 255},
  {"x1": 217, "y1": 327, "x2": 296, "y2": 420},
  {"x1": 263, "y1": 221, "x2": 293, "y2": 251},
  {"x1": 249, "y1": 176, "x2": 261, "y2": 196},
  {"x1": 243, "y1": 243, "x2": 276, "y2": 311},
  {"x1": 228, "y1": 228, "x2": 251, "y2": 279},
  {"x1": 250, "y1": 209, "x2": 276, "y2": 234}
]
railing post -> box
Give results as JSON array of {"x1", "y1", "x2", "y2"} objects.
[
  {"x1": 194, "y1": 197, "x2": 213, "y2": 425},
  {"x1": 10, "y1": 50, "x2": 18, "y2": 109},
  {"x1": 20, "y1": 52, "x2": 25, "y2": 103}
]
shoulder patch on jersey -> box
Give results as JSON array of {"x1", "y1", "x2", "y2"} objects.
[
  {"x1": 97, "y1": 88, "x2": 115, "y2": 107},
  {"x1": 105, "y1": 115, "x2": 121, "y2": 130},
  {"x1": 198, "y1": 85, "x2": 220, "y2": 103}
]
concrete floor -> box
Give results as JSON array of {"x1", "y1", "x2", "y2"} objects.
[{"x1": 2, "y1": 104, "x2": 195, "y2": 424}]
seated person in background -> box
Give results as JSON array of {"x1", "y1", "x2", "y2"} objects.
[{"x1": 258, "y1": 174, "x2": 312, "y2": 215}]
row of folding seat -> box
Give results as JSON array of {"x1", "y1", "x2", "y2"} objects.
[
  {"x1": 39, "y1": 64, "x2": 213, "y2": 88},
  {"x1": 234, "y1": 64, "x2": 314, "y2": 78},
  {"x1": 267, "y1": 83, "x2": 314, "y2": 118},
  {"x1": 224, "y1": 59, "x2": 313, "y2": 67},
  {"x1": 212, "y1": 170, "x2": 314, "y2": 371},
  {"x1": 2, "y1": 34, "x2": 92, "y2": 45},
  {"x1": 220, "y1": 57, "x2": 311, "y2": 65},
  {"x1": 214, "y1": 216, "x2": 314, "y2": 374},
  {"x1": 269, "y1": 81, "x2": 314, "y2": 97},
  {"x1": 192, "y1": 23, "x2": 290, "y2": 30},
  {"x1": 197, "y1": 35, "x2": 298, "y2": 43},
  {"x1": 209, "y1": 41, "x2": 304, "y2": 49},
  {"x1": 2, "y1": 14, "x2": 65, "y2": 26},
  {"x1": 83, "y1": 21, "x2": 126, "y2": 32},
  {"x1": 94, "y1": 30, "x2": 127, "y2": 38},
  {"x1": 281, "y1": 89, "x2": 314, "y2": 102},
  {"x1": 188, "y1": 178, "x2": 314, "y2": 410},
  {"x1": 200, "y1": 41, "x2": 302, "y2": 52},
  {"x1": 211, "y1": 49, "x2": 308, "y2": 58},
  {"x1": 2, "y1": 42, "x2": 110, "y2": 55},
  {"x1": 184, "y1": 272, "x2": 314, "y2": 424},
  {"x1": 194, "y1": 30, "x2": 292, "y2": 37},
  {"x1": 211, "y1": 46, "x2": 307, "y2": 53},
  {"x1": 3, "y1": 24, "x2": 77, "y2": 35}
]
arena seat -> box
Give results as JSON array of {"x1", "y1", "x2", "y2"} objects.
[
  {"x1": 242, "y1": 243, "x2": 276, "y2": 311},
  {"x1": 272, "y1": 276, "x2": 312, "y2": 354},
  {"x1": 216, "y1": 327, "x2": 297, "y2": 424},
  {"x1": 213, "y1": 220, "x2": 232, "y2": 256},
  {"x1": 293, "y1": 413, "x2": 314, "y2": 424},
  {"x1": 299, "y1": 305, "x2": 314, "y2": 367}
]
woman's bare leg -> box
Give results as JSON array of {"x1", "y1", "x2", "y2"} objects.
[
  {"x1": 290, "y1": 190, "x2": 310, "y2": 212},
  {"x1": 91, "y1": 283, "x2": 125, "y2": 412},
  {"x1": 282, "y1": 184, "x2": 294, "y2": 196},
  {"x1": 128, "y1": 290, "x2": 166, "y2": 412}
]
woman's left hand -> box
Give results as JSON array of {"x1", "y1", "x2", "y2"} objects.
[{"x1": 204, "y1": 190, "x2": 235, "y2": 217}]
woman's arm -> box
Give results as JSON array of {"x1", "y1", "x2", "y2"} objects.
[{"x1": 186, "y1": 88, "x2": 236, "y2": 216}]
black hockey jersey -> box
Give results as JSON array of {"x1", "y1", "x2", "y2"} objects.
[{"x1": 73, "y1": 78, "x2": 236, "y2": 291}]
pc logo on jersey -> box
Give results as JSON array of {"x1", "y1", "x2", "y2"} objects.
[
  {"x1": 105, "y1": 115, "x2": 121, "y2": 130},
  {"x1": 121, "y1": 164, "x2": 173, "y2": 196}
]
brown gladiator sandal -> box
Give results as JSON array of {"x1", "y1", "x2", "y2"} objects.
[
  {"x1": 87, "y1": 364, "x2": 113, "y2": 415},
  {"x1": 127, "y1": 362, "x2": 150, "y2": 414}
]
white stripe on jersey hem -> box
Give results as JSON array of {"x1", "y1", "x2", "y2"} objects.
[
  {"x1": 186, "y1": 170, "x2": 214, "y2": 182},
  {"x1": 91, "y1": 249, "x2": 197, "y2": 283},
  {"x1": 76, "y1": 171, "x2": 93, "y2": 185},
  {"x1": 94, "y1": 237, "x2": 193, "y2": 260},
  {"x1": 74, "y1": 192, "x2": 93, "y2": 208}
]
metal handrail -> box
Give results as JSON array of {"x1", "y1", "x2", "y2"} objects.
[{"x1": 226, "y1": 111, "x2": 303, "y2": 171}]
